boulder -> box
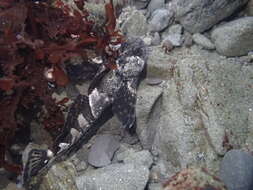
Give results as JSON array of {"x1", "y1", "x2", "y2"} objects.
[
  {"x1": 173, "y1": 0, "x2": 249, "y2": 33},
  {"x1": 211, "y1": 17, "x2": 253, "y2": 57},
  {"x1": 139, "y1": 45, "x2": 253, "y2": 178}
]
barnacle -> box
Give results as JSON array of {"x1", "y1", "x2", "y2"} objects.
[{"x1": 0, "y1": 0, "x2": 122, "y2": 175}]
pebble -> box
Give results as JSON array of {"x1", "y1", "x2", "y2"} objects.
[
  {"x1": 192, "y1": 33, "x2": 215, "y2": 50},
  {"x1": 146, "y1": 78, "x2": 163, "y2": 86}
]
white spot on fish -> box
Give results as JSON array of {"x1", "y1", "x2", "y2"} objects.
[{"x1": 78, "y1": 114, "x2": 88, "y2": 128}]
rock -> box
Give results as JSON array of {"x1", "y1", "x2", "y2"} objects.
[
  {"x1": 162, "y1": 24, "x2": 183, "y2": 40},
  {"x1": 146, "y1": 78, "x2": 163, "y2": 86},
  {"x1": 148, "y1": 183, "x2": 163, "y2": 190},
  {"x1": 143, "y1": 36, "x2": 152, "y2": 46},
  {"x1": 219, "y1": 149, "x2": 253, "y2": 190},
  {"x1": 149, "y1": 9, "x2": 174, "y2": 32},
  {"x1": 174, "y1": 0, "x2": 249, "y2": 33},
  {"x1": 168, "y1": 24, "x2": 183, "y2": 35},
  {"x1": 193, "y1": 33, "x2": 215, "y2": 50},
  {"x1": 119, "y1": 7, "x2": 148, "y2": 37},
  {"x1": 4, "y1": 183, "x2": 25, "y2": 190},
  {"x1": 143, "y1": 45, "x2": 253, "y2": 178},
  {"x1": 163, "y1": 167, "x2": 227, "y2": 190},
  {"x1": 151, "y1": 32, "x2": 161, "y2": 46},
  {"x1": 147, "y1": 0, "x2": 165, "y2": 16},
  {"x1": 146, "y1": 45, "x2": 178, "y2": 80},
  {"x1": 119, "y1": 150, "x2": 153, "y2": 167},
  {"x1": 88, "y1": 134, "x2": 120, "y2": 167},
  {"x1": 211, "y1": 17, "x2": 253, "y2": 57},
  {"x1": 39, "y1": 161, "x2": 78, "y2": 190},
  {"x1": 70, "y1": 155, "x2": 88, "y2": 173},
  {"x1": 183, "y1": 32, "x2": 193, "y2": 47},
  {"x1": 133, "y1": 0, "x2": 150, "y2": 9},
  {"x1": 76, "y1": 163, "x2": 150, "y2": 190},
  {"x1": 136, "y1": 83, "x2": 163, "y2": 149},
  {"x1": 163, "y1": 34, "x2": 183, "y2": 47},
  {"x1": 161, "y1": 24, "x2": 184, "y2": 47},
  {"x1": 246, "y1": 0, "x2": 253, "y2": 16}
]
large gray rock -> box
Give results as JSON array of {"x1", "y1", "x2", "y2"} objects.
[
  {"x1": 173, "y1": 0, "x2": 249, "y2": 33},
  {"x1": 139, "y1": 45, "x2": 253, "y2": 178},
  {"x1": 76, "y1": 163, "x2": 150, "y2": 190},
  {"x1": 88, "y1": 135, "x2": 120, "y2": 167},
  {"x1": 211, "y1": 17, "x2": 253, "y2": 57},
  {"x1": 219, "y1": 150, "x2": 253, "y2": 190}
]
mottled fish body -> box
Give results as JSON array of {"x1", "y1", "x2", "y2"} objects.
[{"x1": 21, "y1": 37, "x2": 147, "y2": 189}]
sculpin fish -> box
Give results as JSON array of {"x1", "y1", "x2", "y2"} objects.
[{"x1": 21, "y1": 37, "x2": 147, "y2": 189}]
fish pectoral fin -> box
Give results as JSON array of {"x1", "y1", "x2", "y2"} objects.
[
  {"x1": 22, "y1": 144, "x2": 53, "y2": 187},
  {"x1": 112, "y1": 84, "x2": 137, "y2": 129}
]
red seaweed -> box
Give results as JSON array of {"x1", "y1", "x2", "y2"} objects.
[{"x1": 0, "y1": 0, "x2": 122, "y2": 174}]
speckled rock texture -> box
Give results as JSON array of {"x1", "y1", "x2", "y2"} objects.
[
  {"x1": 76, "y1": 163, "x2": 150, "y2": 190},
  {"x1": 136, "y1": 45, "x2": 253, "y2": 179},
  {"x1": 39, "y1": 161, "x2": 78, "y2": 190},
  {"x1": 173, "y1": 0, "x2": 249, "y2": 33},
  {"x1": 211, "y1": 17, "x2": 253, "y2": 57},
  {"x1": 219, "y1": 150, "x2": 253, "y2": 190}
]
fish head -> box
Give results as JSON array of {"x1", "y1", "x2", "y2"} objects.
[{"x1": 116, "y1": 37, "x2": 147, "y2": 79}]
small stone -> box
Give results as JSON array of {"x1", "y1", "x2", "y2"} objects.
[
  {"x1": 183, "y1": 32, "x2": 193, "y2": 47},
  {"x1": 219, "y1": 149, "x2": 253, "y2": 190},
  {"x1": 143, "y1": 36, "x2": 152, "y2": 46},
  {"x1": 163, "y1": 34, "x2": 183, "y2": 47},
  {"x1": 151, "y1": 32, "x2": 161, "y2": 46},
  {"x1": 146, "y1": 78, "x2": 163, "y2": 86},
  {"x1": 88, "y1": 134, "x2": 120, "y2": 167},
  {"x1": 149, "y1": 9, "x2": 174, "y2": 32},
  {"x1": 193, "y1": 33, "x2": 215, "y2": 50}
]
